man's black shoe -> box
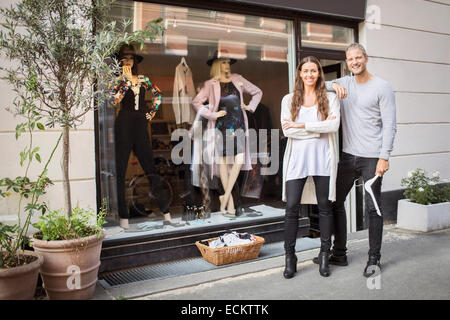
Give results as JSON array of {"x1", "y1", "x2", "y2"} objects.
[
  {"x1": 313, "y1": 253, "x2": 348, "y2": 266},
  {"x1": 363, "y1": 256, "x2": 381, "y2": 278}
]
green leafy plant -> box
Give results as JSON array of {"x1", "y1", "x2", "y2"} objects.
[
  {"x1": 0, "y1": 90, "x2": 59, "y2": 268},
  {"x1": 401, "y1": 169, "x2": 450, "y2": 205},
  {"x1": 33, "y1": 200, "x2": 107, "y2": 241}
]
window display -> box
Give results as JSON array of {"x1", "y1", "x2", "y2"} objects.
[{"x1": 98, "y1": 1, "x2": 295, "y2": 236}]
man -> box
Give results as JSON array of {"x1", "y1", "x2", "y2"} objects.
[{"x1": 313, "y1": 43, "x2": 397, "y2": 277}]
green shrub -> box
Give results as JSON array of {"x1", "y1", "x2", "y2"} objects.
[{"x1": 401, "y1": 169, "x2": 450, "y2": 205}]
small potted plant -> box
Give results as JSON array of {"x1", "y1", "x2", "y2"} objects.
[
  {"x1": 31, "y1": 204, "x2": 107, "y2": 300},
  {"x1": 397, "y1": 168, "x2": 450, "y2": 232},
  {"x1": 0, "y1": 223, "x2": 44, "y2": 300}
]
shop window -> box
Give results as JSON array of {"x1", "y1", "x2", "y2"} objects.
[
  {"x1": 301, "y1": 21, "x2": 354, "y2": 51},
  {"x1": 98, "y1": 1, "x2": 296, "y2": 236}
]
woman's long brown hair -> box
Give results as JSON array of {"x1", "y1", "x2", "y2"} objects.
[{"x1": 290, "y1": 56, "x2": 329, "y2": 121}]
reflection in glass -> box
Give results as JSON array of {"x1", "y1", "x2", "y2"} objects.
[{"x1": 301, "y1": 22, "x2": 354, "y2": 50}]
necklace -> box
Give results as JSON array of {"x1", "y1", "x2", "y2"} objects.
[{"x1": 130, "y1": 82, "x2": 141, "y2": 110}]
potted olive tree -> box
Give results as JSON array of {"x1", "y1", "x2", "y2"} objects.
[
  {"x1": 397, "y1": 168, "x2": 450, "y2": 232},
  {"x1": 0, "y1": 0, "x2": 164, "y2": 299}
]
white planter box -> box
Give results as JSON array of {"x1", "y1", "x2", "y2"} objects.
[{"x1": 396, "y1": 199, "x2": 450, "y2": 232}]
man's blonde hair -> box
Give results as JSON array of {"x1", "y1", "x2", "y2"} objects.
[{"x1": 346, "y1": 43, "x2": 368, "y2": 57}]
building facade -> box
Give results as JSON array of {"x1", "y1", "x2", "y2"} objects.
[{"x1": 0, "y1": 0, "x2": 449, "y2": 272}]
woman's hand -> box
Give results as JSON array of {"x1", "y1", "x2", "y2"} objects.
[
  {"x1": 282, "y1": 118, "x2": 304, "y2": 130},
  {"x1": 122, "y1": 66, "x2": 132, "y2": 79},
  {"x1": 216, "y1": 110, "x2": 227, "y2": 118},
  {"x1": 326, "y1": 112, "x2": 336, "y2": 120},
  {"x1": 241, "y1": 103, "x2": 250, "y2": 111},
  {"x1": 332, "y1": 82, "x2": 347, "y2": 99}
]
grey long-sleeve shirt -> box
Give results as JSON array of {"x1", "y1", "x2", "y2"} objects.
[{"x1": 326, "y1": 75, "x2": 397, "y2": 160}]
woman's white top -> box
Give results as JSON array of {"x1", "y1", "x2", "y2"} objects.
[
  {"x1": 286, "y1": 104, "x2": 330, "y2": 181},
  {"x1": 280, "y1": 92, "x2": 341, "y2": 203}
]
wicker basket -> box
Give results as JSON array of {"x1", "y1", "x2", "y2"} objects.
[{"x1": 195, "y1": 235, "x2": 265, "y2": 266}]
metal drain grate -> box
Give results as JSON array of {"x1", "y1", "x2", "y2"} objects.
[{"x1": 99, "y1": 238, "x2": 320, "y2": 288}]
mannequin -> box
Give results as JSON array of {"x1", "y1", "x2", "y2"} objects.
[
  {"x1": 112, "y1": 44, "x2": 182, "y2": 229},
  {"x1": 192, "y1": 51, "x2": 263, "y2": 215}
]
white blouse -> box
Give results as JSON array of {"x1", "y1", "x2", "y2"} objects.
[{"x1": 286, "y1": 104, "x2": 330, "y2": 181}]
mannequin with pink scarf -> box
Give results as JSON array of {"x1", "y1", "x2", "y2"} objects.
[{"x1": 191, "y1": 52, "x2": 262, "y2": 215}]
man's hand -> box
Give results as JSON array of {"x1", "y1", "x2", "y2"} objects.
[
  {"x1": 332, "y1": 82, "x2": 347, "y2": 99},
  {"x1": 376, "y1": 159, "x2": 389, "y2": 177}
]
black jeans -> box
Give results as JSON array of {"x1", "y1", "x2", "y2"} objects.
[
  {"x1": 332, "y1": 152, "x2": 383, "y2": 260},
  {"x1": 284, "y1": 176, "x2": 332, "y2": 255},
  {"x1": 115, "y1": 111, "x2": 170, "y2": 219}
]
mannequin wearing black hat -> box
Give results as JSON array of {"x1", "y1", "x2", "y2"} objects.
[
  {"x1": 192, "y1": 53, "x2": 263, "y2": 215},
  {"x1": 112, "y1": 44, "x2": 183, "y2": 229}
]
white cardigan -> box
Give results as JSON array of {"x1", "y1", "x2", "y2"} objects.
[
  {"x1": 281, "y1": 92, "x2": 341, "y2": 203},
  {"x1": 172, "y1": 61, "x2": 196, "y2": 124}
]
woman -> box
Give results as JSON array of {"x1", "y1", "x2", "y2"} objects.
[
  {"x1": 192, "y1": 51, "x2": 262, "y2": 215},
  {"x1": 281, "y1": 56, "x2": 340, "y2": 278},
  {"x1": 111, "y1": 44, "x2": 182, "y2": 230}
]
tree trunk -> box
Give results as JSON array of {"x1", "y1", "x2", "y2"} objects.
[{"x1": 62, "y1": 125, "x2": 72, "y2": 217}]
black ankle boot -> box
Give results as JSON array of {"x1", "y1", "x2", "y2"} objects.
[
  {"x1": 283, "y1": 254, "x2": 297, "y2": 279},
  {"x1": 313, "y1": 253, "x2": 348, "y2": 266},
  {"x1": 363, "y1": 256, "x2": 381, "y2": 278},
  {"x1": 318, "y1": 252, "x2": 330, "y2": 277}
]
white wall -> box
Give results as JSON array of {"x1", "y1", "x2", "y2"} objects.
[
  {"x1": 0, "y1": 0, "x2": 97, "y2": 226},
  {"x1": 361, "y1": 0, "x2": 450, "y2": 191}
]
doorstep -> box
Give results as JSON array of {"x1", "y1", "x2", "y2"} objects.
[{"x1": 94, "y1": 229, "x2": 371, "y2": 300}]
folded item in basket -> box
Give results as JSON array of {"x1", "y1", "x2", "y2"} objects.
[{"x1": 208, "y1": 231, "x2": 256, "y2": 249}]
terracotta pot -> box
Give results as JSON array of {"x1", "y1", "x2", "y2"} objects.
[
  {"x1": 31, "y1": 233, "x2": 105, "y2": 300},
  {"x1": 0, "y1": 250, "x2": 44, "y2": 300}
]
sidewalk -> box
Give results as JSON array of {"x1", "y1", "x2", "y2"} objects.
[{"x1": 94, "y1": 225, "x2": 450, "y2": 300}]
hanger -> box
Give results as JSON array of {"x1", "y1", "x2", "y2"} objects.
[{"x1": 180, "y1": 57, "x2": 187, "y2": 67}]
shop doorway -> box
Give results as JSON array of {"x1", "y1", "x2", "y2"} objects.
[{"x1": 294, "y1": 57, "x2": 360, "y2": 234}]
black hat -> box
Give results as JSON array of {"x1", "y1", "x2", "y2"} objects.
[
  {"x1": 206, "y1": 50, "x2": 237, "y2": 66},
  {"x1": 115, "y1": 44, "x2": 143, "y2": 64}
]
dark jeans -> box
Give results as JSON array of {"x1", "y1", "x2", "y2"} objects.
[
  {"x1": 115, "y1": 111, "x2": 170, "y2": 219},
  {"x1": 284, "y1": 176, "x2": 332, "y2": 255},
  {"x1": 333, "y1": 152, "x2": 383, "y2": 260}
]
